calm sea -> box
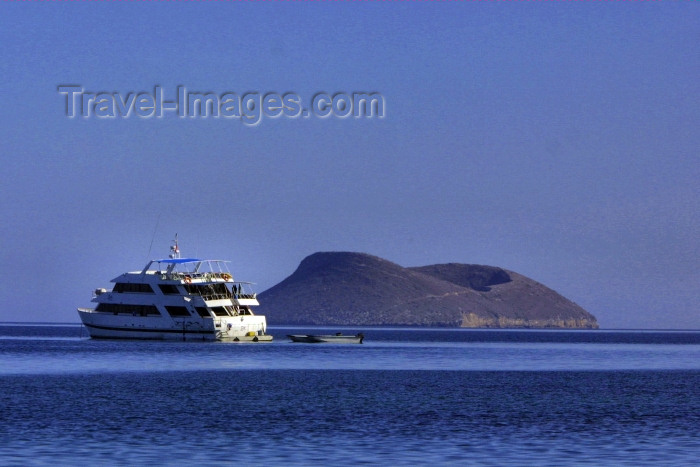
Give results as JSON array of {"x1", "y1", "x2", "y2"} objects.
[{"x1": 0, "y1": 324, "x2": 698, "y2": 466}]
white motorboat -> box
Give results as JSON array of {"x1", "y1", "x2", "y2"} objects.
[
  {"x1": 77, "y1": 236, "x2": 273, "y2": 342},
  {"x1": 287, "y1": 333, "x2": 364, "y2": 344}
]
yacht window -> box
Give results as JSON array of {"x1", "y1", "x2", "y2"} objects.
[
  {"x1": 158, "y1": 284, "x2": 180, "y2": 295},
  {"x1": 165, "y1": 306, "x2": 190, "y2": 317},
  {"x1": 113, "y1": 283, "x2": 154, "y2": 294},
  {"x1": 95, "y1": 303, "x2": 159, "y2": 315},
  {"x1": 195, "y1": 307, "x2": 211, "y2": 318}
]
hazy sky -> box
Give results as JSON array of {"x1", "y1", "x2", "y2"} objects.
[{"x1": 1, "y1": 3, "x2": 698, "y2": 329}]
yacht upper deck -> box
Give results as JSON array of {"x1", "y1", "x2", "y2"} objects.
[{"x1": 138, "y1": 257, "x2": 234, "y2": 282}]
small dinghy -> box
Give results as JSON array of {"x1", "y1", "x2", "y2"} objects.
[{"x1": 287, "y1": 332, "x2": 364, "y2": 344}]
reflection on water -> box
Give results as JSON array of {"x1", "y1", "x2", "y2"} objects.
[{"x1": 0, "y1": 325, "x2": 698, "y2": 375}]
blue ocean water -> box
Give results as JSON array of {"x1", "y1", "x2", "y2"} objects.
[{"x1": 1, "y1": 325, "x2": 698, "y2": 466}]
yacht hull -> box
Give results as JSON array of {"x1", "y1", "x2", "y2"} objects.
[{"x1": 78, "y1": 308, "x2": 270, "y2": 342}]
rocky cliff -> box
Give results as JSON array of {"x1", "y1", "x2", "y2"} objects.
[{"x1": 257, "y1": 252, "x2": 598, "y2": 329}]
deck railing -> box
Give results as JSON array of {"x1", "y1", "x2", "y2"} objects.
[{"x1": 159, "y1": 272, "x2": 232, "y2": 282}]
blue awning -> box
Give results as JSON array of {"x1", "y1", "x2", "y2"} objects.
[{"x1": 155, "y1": 258, "x2": 201, "y2": 264}]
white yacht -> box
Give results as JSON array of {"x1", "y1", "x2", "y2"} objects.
[{"x1": 77, "y1": 237, "x2": 272, "y2": 342}]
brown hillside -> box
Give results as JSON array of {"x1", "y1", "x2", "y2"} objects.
[{"x1": 257, "y1": 252, "x2": 598, "y2": 328}]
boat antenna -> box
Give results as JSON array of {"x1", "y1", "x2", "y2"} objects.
[
  {"x1": 146, "y1": 213, "x2": 161, "y2": 260},
  {"x1": 169, "y1": 233, "x2": 180, "y2": 259}
]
